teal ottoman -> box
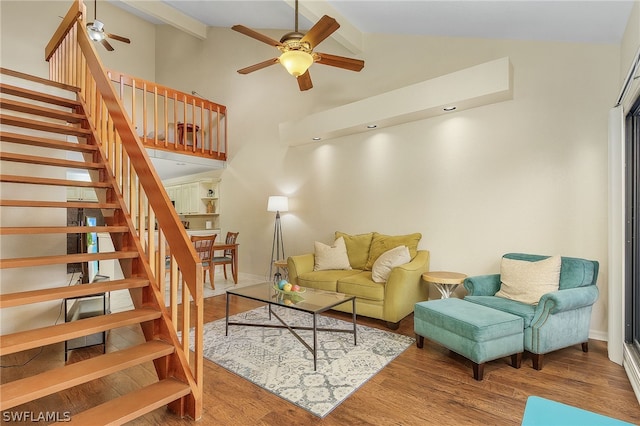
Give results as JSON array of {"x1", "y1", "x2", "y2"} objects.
[{"x1": 414, "y1": 298, "x2": 524, "y2": 380}]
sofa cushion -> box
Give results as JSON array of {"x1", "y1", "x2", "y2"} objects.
[
  {"x1": 337, "y1": 271, "x2": 385, "y2": 301},
  {"x1": 314, "y1": 237, "x2": 351, "y2": 271},
  {"x1": 495, "y1": 255, "x2": 561, "y2": 305},
  {"x1": 335, "y1": 231, "x2": 373, "y2": 270},
  {"x1": 372, "y1": 245, "x2": 411, "y2": 283},
  {"x1": 365, "y1": 232, "x2": 422, "y2": 270},
  {"x1": 464, "y1": 295, "x2": 537, "y2": 328},
  {"x1": 298, "y1": 269, "x2": 361, "y2": 292}
]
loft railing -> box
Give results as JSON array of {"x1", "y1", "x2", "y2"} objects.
[
  {"x1": 106, "y1": 69, "x2": 227, "y2": 161},
  {"x1": 44, "y1": 0, "x2": 205, "y2": 419}
]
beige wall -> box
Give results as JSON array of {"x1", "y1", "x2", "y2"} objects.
[{"x1": 155, "y1": 25, "x2": 619, "y2": 339}]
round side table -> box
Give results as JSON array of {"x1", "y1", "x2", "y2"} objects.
[{"x1": 422, "y1": 271, "x2": 467, "y2": 299}]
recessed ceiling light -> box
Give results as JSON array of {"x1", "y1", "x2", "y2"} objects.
[
  {"x1": 366, "y1": 124, "x2": 377, "y2": 129},
  {"x1": 443, "y1": 106, "x2": 457, "y2": 111},
  {"x1": 312, "y1": 137, "x2": 322, "y2": 141},
  {"x1": 176, "y1": 162, "x2": 186, "y2": 166}
]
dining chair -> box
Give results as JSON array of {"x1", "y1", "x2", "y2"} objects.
[
  {"x1": 191, "y1": 234, "x2": 217, "y2": 289},
  {"x1": 212, "y1": 232, "x2": 239, "y2": 286}
]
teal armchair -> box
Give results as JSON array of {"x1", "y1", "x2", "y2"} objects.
[{"x1": 463, "y1": 253, "x2": 599, "y2": 370}]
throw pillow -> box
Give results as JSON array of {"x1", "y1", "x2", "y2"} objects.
[
  {"x1": 365, "y1": 232, "x2": 422, "y2": 270},
  {"x1": 335, "y1": 231, "x2": 373, "y2": 270},
  {"x1": 495, "y1": 255, "x2": 562, "y2": 305},
  {"x1": 371, "y1": 245, "x2": 411, "y2": 283},
  {"x1": 314, "y1": 236, "x2": 352, "y2": 271}
]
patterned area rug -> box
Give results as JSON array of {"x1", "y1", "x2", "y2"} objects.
[{"x1": 188, "y1": 307, "x2": 414, "y2": 418}]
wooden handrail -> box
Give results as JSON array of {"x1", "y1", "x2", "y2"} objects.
[{"x1": 44, "y1": 0, "x2": 207, "y2": 419}]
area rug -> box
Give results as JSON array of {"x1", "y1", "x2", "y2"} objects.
[{"x1": 186, "y1": 306, "x2": 414, "y2": 418}]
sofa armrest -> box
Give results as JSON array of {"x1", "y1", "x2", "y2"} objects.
[
  {"x1": 287, "y1": 254, "x2": 315, "y2": 286},
  {"x1": 534, "y1": 286, "x2": 599, "y2": 317},
  {"x1": 384, "y1": 250, "x2": 430, "y2": 322},
  {"x1": 463, "y1": 274, "x2": 501, "y2": 296}
]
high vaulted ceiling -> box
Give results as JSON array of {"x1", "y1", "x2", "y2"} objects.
[{"x1": 112, "y1": 0, "x2": 634, "y2": 48}]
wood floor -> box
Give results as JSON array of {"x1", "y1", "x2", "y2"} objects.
[{"x1": 2, "y1": 291, "x2": 640, "y2": 425}]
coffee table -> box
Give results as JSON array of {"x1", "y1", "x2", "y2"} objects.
[{"x1": 225, "y1": 282, "x2": 357, "y2": 370}]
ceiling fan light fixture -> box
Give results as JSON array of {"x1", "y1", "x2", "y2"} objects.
[
  {"x1": 279, "y1": 50, "x2": 314, "y2": 77},
  {"x1": 86, "y1": 21, "x2": 105, "y2": 41}
]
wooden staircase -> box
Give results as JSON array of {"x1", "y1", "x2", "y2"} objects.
[{"x1": 0, "y1": 71, "x2": 196, "y2": 423}]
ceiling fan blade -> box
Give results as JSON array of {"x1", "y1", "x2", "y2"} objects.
[
  {"x1": 237, "y1": 58, "x2": 279, "y2": 74},
  {"x1": 232, "y1": 25, "x2": 282, "y2": 47},
  {"x1": 106, "y1": 33, "x2": 130, "y2": 44},
  {"x1": 297, "y1": 70, "x2": 313, "y2": 91},
  {"x1": 301, "y1": 15, "x2": 339, "y2": 48},
  {"x1": 315, "y1": 53, "x2": 364, "y2": 72},
  {"x1": 100, "y1": 39, "x2": 115, "y2": 51}
]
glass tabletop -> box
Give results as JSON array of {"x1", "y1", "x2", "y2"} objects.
[{"x1": 227, "y1": 282, "x2": 354, "y2": 314}]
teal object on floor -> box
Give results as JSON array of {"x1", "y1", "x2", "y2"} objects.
[{"x1": 521, "y1": 396, "x2": 635, "y2": 425}]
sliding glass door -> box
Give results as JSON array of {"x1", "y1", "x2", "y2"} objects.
[{"x1": 625, "y1": 100, "x2": 640, "y2": 351}]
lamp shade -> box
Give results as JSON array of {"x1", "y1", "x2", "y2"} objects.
[
  {"x1": 279, "y1": 50, "x2": 313, "y2": 77},
  {"x1": 267, "y1": 196, "x2": 289, "y2": 212}
]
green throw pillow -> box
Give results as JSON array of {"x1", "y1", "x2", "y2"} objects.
[
  {"x1": 364, "y1": 232, "x2": 422, "y2": 270},
  {"x1": 335, "y1": 231, "x2": 373, "y2": 270}
]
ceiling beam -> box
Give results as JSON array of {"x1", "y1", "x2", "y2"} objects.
[
  {"x1": 283, "y1": 0, "x2": 363, "y2": 54},
  {"x1": 115, "y1": 0, "x2": 208, "y2": 40}
]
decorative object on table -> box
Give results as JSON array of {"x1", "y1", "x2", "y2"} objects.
[
  {"x1": 422, "y1": 271, "x2": 467, "y2": 299},
  {"x1": 183, "y1": 307, "x2": 414, "y2": 418},
  {"x1": 207, "y1": 189, "x2": 214, "y2": 197},
  {"x1": 231, "y1": 0, "x2": 365, "y2": 91},
  {"x1": 267, "y1": 195, "x2": 288, "y2": 281}
]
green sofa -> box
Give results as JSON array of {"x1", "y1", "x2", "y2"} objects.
[{"x1": 287, "y1": 232, "x2": 430, "y2": 328}]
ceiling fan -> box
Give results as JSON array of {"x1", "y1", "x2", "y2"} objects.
[
  {"x1": 232, "y1": 0, "x2": 364, "y2": 91},
  {"x1": 86, "y1": 0, "x2": 131, "y2": 51}
]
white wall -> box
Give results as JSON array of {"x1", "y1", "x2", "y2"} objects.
[{"x1": 155, "y1": 26, "x2": 618, "y2": 338}]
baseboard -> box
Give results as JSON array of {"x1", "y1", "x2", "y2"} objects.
[
  {"x1": 623, "y1": 343, "x2": 640, "y2": 404},
  {"x1": 589, "y1": 329, "x2": 608, "y2": 342}
]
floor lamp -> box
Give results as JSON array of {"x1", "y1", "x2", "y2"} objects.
[{"x1": 268, "y1": 195, "x2": 288, "y2": 282}]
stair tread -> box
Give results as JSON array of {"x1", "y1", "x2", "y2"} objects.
[
  {"x1": 0, "y1": 114, "x2": 90, "y2": 137},
  {"x1": 0, "y1": 278, "x2": 148, "y2": 308},
  {"x1": 0, "y1": 251, "x2": 139, "y2": 269},
  {"x1": 0, "y1": 83, "x2": 81, "y2": 108},
  {"x1": 0, "y1": 98, "x2": 85, "y2": 122},
  {"x1": 53, "y1": 379, "x2": 191, "y2": 426},
  {"x1": 0, "y1": 131, "x2": 97, "y2": 152},
  {"x1": 0, "y1": 174, "x2": 111, "y2": 188},
  {"x1": 0, "y1": 225, "x2": 129, "y2": 235},
  {"x1": 0, "y1": 152, "x2": 103, "y2": 170},
  {"x1": 0, "y1": 199, "x2": 119, "y2": 209},
  {"x1": 0, "y1": 340, "x2": 174, "y2": 411},
  {"x1": 0, "y1": 308, "x2": 161, "y2": 356},
  {"x1": 0, "y1": 68, "x2": 80, "y2": 92}
]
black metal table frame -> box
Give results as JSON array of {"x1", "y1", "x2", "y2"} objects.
[{"x1": 225, "y1": 291, "x2": 357, "y2": 371}]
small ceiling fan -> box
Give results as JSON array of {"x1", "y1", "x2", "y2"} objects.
[
  {"x1": 86, "y1": 0, "x2": 131, "y2": 51},
  {"x1": 232, "y1": 0, "x2": 364, "y2": 91}
]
